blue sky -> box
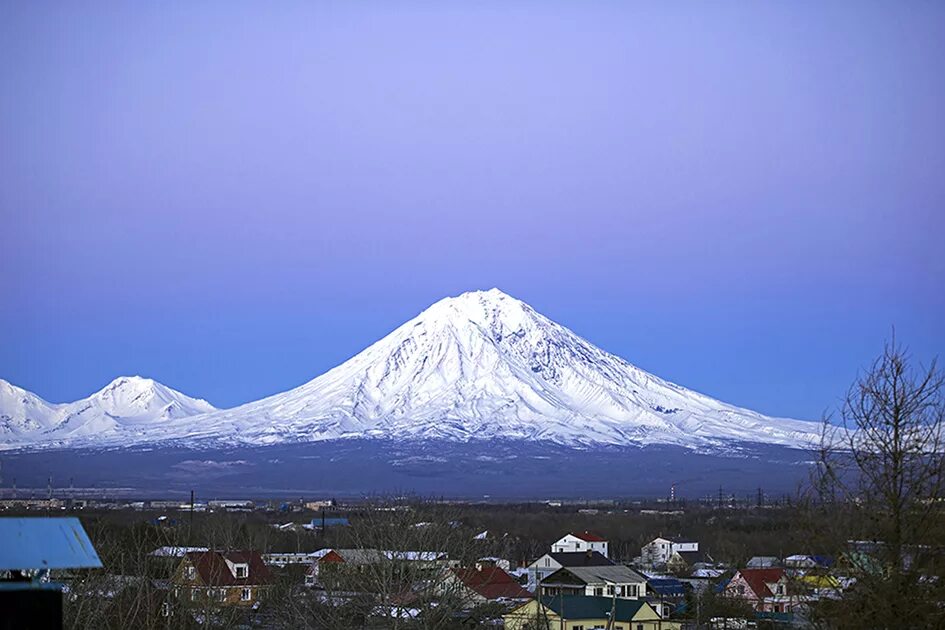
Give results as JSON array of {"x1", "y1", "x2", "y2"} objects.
[{"x1": 1, "y1": 1, "x2": 943, "y2": 420}]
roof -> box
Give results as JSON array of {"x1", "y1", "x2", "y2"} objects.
[
  {"x1": 545, "y1": 565, "x2": 646, "y2": 585},
  {"x1": 746, "y1": 556, "x2": 780, "y2": 567},
  {"x1": 537, "y1": 595, "x2": 652, "y2": 621},
  {"x1": 0, "y1": 517, "x2": 103, "y2": 571},
  {"x1": 570, "y1": 531, "x2": 607, "y2": 543},
  {"x1": 185, "y1": 550, "x2": 273, "y2": 587},
  {"x1": 646, "y1": 577, "x2": 688, "y2": 597},
  {"x1": 149, "y1": 546, "x2": 209, "y2": 558},
  {"x1": 451, "y1": 567, "x2": 532, "y2": 600},
  {"x1": 736, "y1": 568, "x2": 786, "y2": 598},
  {"x1": 548, "y1": 551, "x2": 614, "y2": 567}
]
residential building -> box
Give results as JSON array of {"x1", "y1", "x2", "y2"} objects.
[
  {"x1": 173, "y1": 550, "x2": 273, "y2": 606},
  {"x1": 640, "y1": 537, "x2": 699, "y2": 567},
  {"x1": 504, "y1": 595, "x2": 679, "y2": 630},
  {"x1": 0, "y1": 517, "x2": 103, "y2": 629},
  {"x1": 441, "y1": 567, "x2": 533, "y2": 605},
  {"x1": 645, "y1": 577, "x2": 689, "y2": 619},
  {"x1": 540, "y1": 565, "x2": 648, "y2": 600},
  {"x1": 724, "y1": 568, "x2": 794, "y2": 613},
  {"x1": 526, "y1": 550, "x2": 613, "y2": 590},
  {"x1": 552, "y1": 531, "x2": 609, "y2": 558},
  {"x1": 746, "y1": 556, "x2": 780, "y2": 568},
  {"x1": 305, "y1": 548, "x2": 450, "y2": 587},
  {"x1": 262, "y1": 552, "x2": 312, "y2": 567}
]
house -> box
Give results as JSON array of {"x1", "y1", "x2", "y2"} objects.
[
  {"x1": 526, "y1": 550, "x2": 613, "y2": 590},
  {"x1": 540, "y1": 565, "x2": 648, "y2": 600},
  {"x1": 504, "y1": 595, "x2": 679, "y2": 630},
  {"x1": 665, "y1": 548, "x2": 712, "y2": 574},
  {"x1": 262, "y1": 552, "x2": 313, "y2": 567},
  {"x1": 0, "y1": 517, "x2": 103, "y2": 629},
  {"x1": 441, "y1": 566, "x2": 533, "y2": 605},
  {"x1": 149, "y1": 546, "x2": 209, "y2": 558},
  {"x1": 302, "y1": 516, "x2": 350, "y2": 531},
  {"x1": 723, "y1": 568, "x2": 794, "y2": 613},
  {"x1": 305, "y1": 549, "x2": 451, "y2": 588},
  {"x1": 640, "y1": 537, "x2": 699, "y2": 567},
  {"x1": 783, "y1": 554, "x2": 832, "y2": 570},
  {"x1": 746, "y1": 556, "x2": 780, "y2": 568},
  {"x1": 645, "y1": 577, "x2": 689, "y2": 619},
  {"x1": 173, "y1": 550, "x2": 273, "y2": 607},
  {"x1": 552, "y1": 531, "x2": 609, "y2": 558}
]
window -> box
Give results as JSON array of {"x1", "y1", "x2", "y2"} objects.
[
  {"x1": 637, "y1": 625, "x2": 645, "y2": 630},
  {"x1": 186, "y1": 566, "x2": 195, "y2": 580},
  {"x1": 241, "y1": 587, "x2": 252, "y2": 602},
  {"x1": 161, "y1": 602, "x2": 172, "y2": 617},
  {"x1": 190, "y1": 589, "x2": 198, "y2": 602},
  {"x1": 235, "y1": 564, "x2": 249, "y2": 578},
  {"x1": 607, "y1": 585, "x2": 614, "y2": 595},
  {"x1": 737, "y1": 585, "x2": 745, "y2": 595},
  {"x1": 628, "y1": 584, "x2": 638, "y2": 597},
  {"x1": 594, "y1": 587, "x2": 603, "y2": 596},
  {"x1": 573, "y1": 626, "x2": 584, "y2": 630}
]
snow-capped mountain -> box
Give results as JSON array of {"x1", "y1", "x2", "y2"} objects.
[
  {"x1": 0, "y1": 376, "x2": 216, "y2": 446},
  {"x1": 1, "y1": 289, "x2": 823, "y2": 451}
]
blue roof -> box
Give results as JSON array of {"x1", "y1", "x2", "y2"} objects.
[
  {"x1": 647, "y1": 577, "x2": 688, "y2": 596},
  {"x1": 0, "y1": 518, "x2": 103, "y2": 570}
]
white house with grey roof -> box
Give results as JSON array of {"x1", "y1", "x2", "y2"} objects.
[{"x1": 539, "y1": 565, "x2": 648, "y2": 600}]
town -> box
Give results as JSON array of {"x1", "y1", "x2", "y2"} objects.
[{"x1": 3, "y1": 489, "x2": 938, "y2": 629}]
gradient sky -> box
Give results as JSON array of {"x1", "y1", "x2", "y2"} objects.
[{"x1": 1, "y1": 1, "x2": 943, "y2": 421}]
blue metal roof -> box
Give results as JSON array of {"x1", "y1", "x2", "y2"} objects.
[{"x1": 0, "y1": 517, "x2": 103, "y2": 570}]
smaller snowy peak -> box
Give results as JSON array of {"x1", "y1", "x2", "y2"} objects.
[
  {"x1": 86, "y1": 375, "x2": 217, "y2": 419},
  {"x1": 0, "y1": 379, "x2": 58, "y2": 435},
  {"x1": 0, "y1": 376, "x2": 218, "y2": 448}
]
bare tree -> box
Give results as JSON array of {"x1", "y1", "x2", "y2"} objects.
[{"x1": 809, "y1": 338, "x2": 945, "y2": 628}]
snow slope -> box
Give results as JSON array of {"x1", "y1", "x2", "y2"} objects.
[
  {"x1": 2, "y1": 289, "x2": 823, "y2": 451},
  {"x1": 0, "y1": 376, "x2": 216, "y2": 447}
]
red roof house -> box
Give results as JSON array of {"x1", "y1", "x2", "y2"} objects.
[
  {"x1": 175, "y1": 550, "x2": 273, "y2": 606},
  {"x1": 447, "y1": 567, "x2": 533, "y2": 604}
]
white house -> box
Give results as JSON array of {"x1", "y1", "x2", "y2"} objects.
[
  {"x1": 526, "y1": 550, "x2": 613, "y2": 591},
  {"x1": 551, "y1": 531, "x2": 609, "y2": 558},
  {"x1": 539, "y1": 565, "x2": 648, "y2": 600},
  {"x1": 640, "y1": 537, "x2": 698, "y2": 567}
]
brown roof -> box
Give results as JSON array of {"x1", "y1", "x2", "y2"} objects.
[
  {"x1": 451, "y1": 567, "x2": 532, "y2": 601},
  {"x1": 572, "y1": 531, "x2": 607, "y2": 543},
  {"x1": 185, "y1": 550, "x2": 273, "y2": 587}
]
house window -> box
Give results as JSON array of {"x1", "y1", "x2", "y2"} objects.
[
  {"x1": 186, "y1": 566, "x2": 195, "y2": 580},
  {"x1": 737, "y1": 585, "x2": 745, "y2": 595},
  {"x1": 235, "y1": 564, "x2": 249, "y2": 578},
  {"x1": 241, "y1": 587, "x2": 252, "y2": 602},
  {"x1": 161, "y1": 602, "x2": 172, "y2": 617},
  {"x1": 594, "y1": 587, "x2": 603, "y2": 596},
  {"x1": 191, "y1": 589, "x2": 198, "y2": 602},
  {"x1": 637, "y1": 625, "x2": 644, "y2": 630},
  {"x1": 573, "y1": 626, "x2": 584, "y2": 630},
  {"x1": 607, "y1": 585, "x2": 614, "y2": 595}
]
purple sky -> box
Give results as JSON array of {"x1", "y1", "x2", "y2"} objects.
[{"x1": 1, "y1": 2, "x2": 943, "y2": 420}]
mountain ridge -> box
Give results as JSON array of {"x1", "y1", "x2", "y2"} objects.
[{"x1": 1, "y1": 289, "x2": 822, "y2": 452}]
